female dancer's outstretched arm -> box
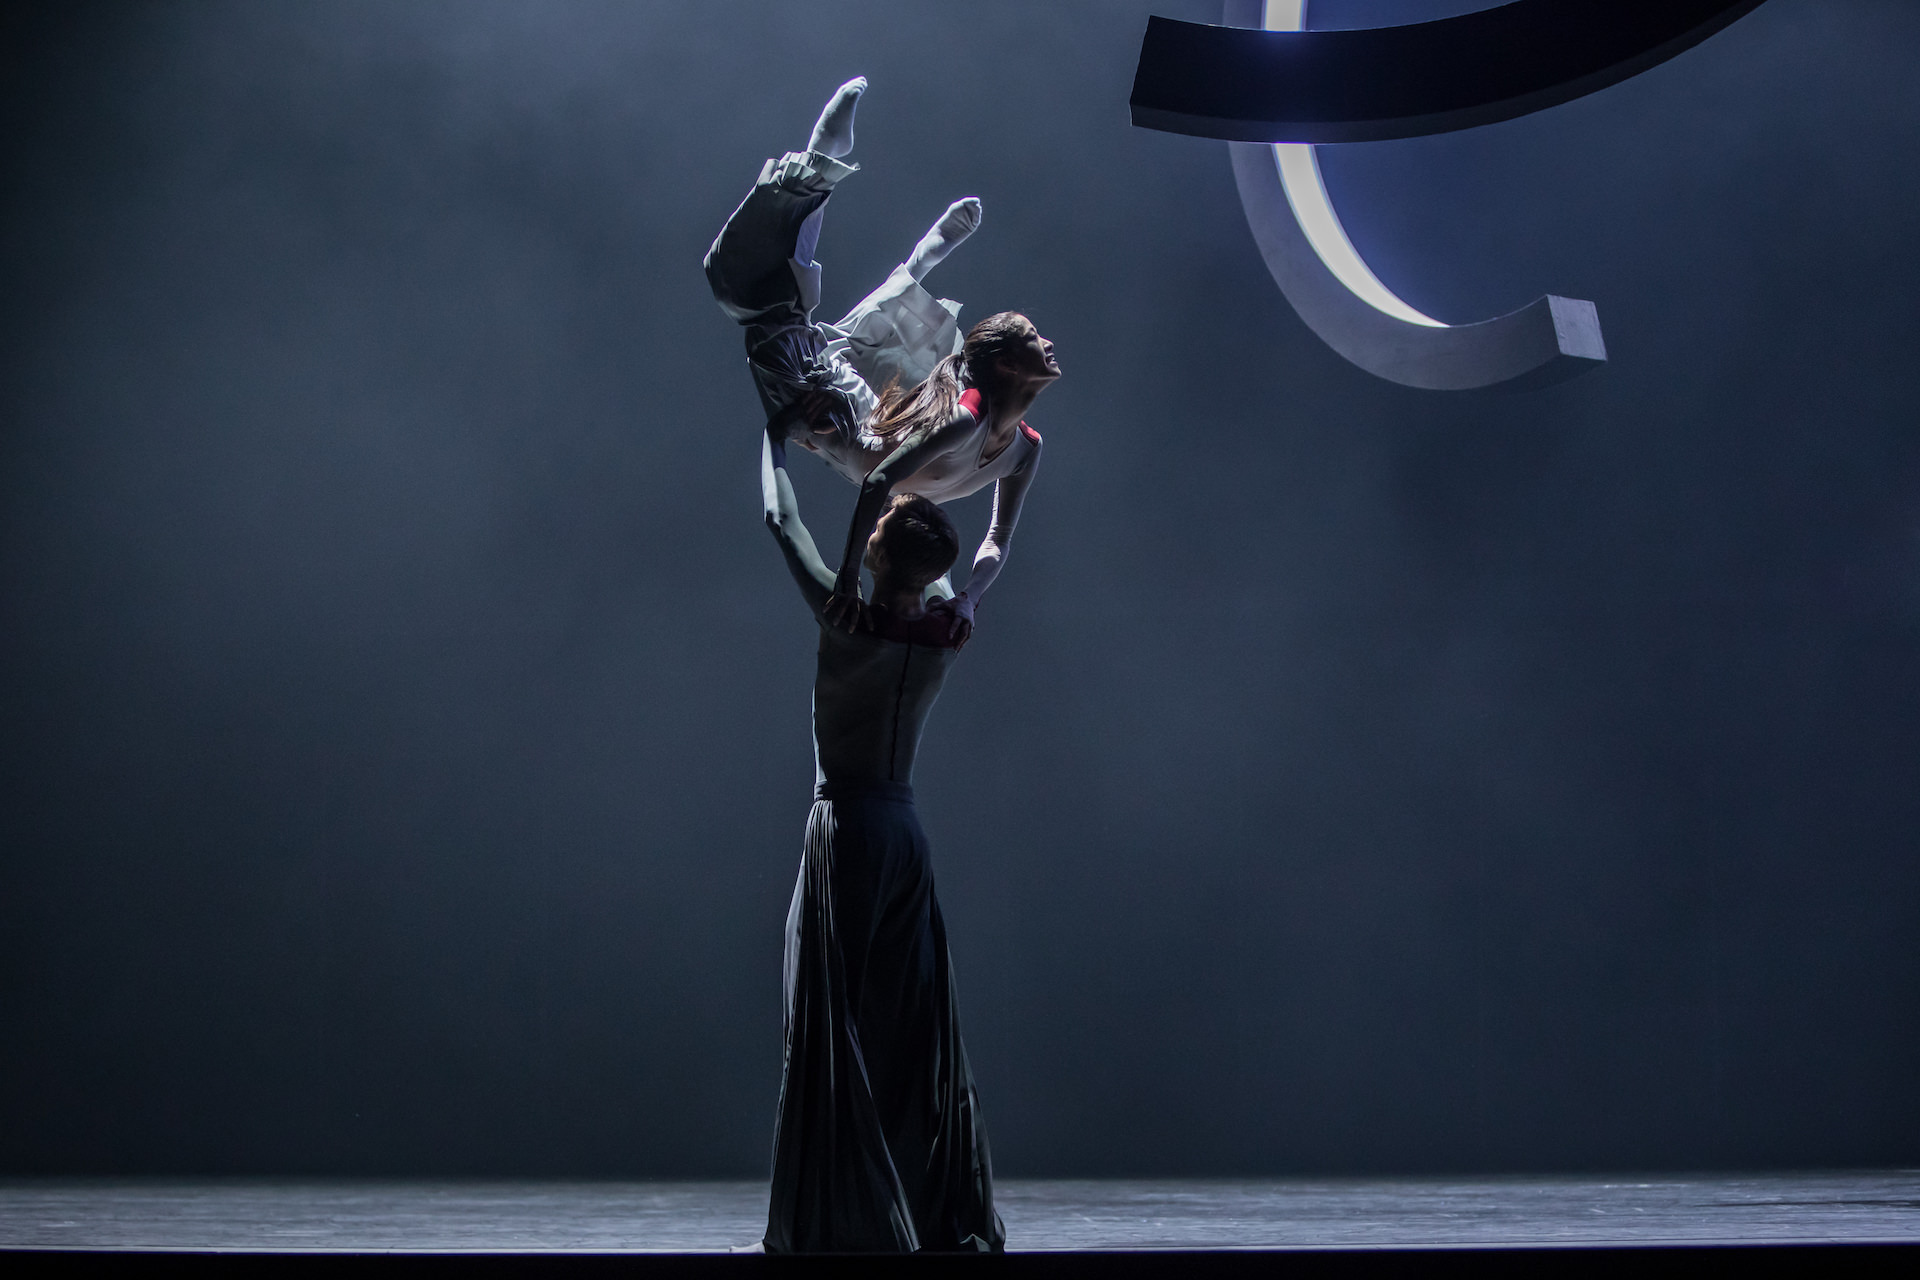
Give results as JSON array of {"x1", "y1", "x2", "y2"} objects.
[
  {"x1": 824, "y1": 313, "x2": 1059, "y2": 636},
  {"x1": 956, "y1": 455, "x2": 1041, "y2": 611}
]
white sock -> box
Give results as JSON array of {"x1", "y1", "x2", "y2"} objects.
[
  {"x1": 906, "y1": 198, "x2": 982, "y2": 283},
  {"x1": 807, "y1": 77, "x2": 867, "y2": 160}
]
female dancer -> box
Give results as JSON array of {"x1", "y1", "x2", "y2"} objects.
[{"x1": 704, "y1": 78, "x2": 1061, "y2": 645}]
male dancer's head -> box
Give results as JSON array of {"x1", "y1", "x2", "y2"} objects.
[{"x1": 864, "y1": 494, "x2": 959, "y2": 620}]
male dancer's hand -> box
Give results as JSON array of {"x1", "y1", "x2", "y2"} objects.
[
  {"x1": 767, "y1": 389, "x2": 844, "y2": 443},
  {"x1": 824, "y1": 586, "x2": 867, "y2": 633}
]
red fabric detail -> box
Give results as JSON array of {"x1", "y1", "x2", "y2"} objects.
[
  {"x1": 1020, "y1": 422, "x2": 1041, "y2": 445},
  {"x1": 957, "y1": 388, "x2": 984, "y2": 418}
]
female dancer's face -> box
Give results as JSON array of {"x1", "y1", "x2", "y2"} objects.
[{"x1": 996, "y1": 316, "x2": 1060, "y2": 385}]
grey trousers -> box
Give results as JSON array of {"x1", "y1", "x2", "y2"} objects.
[
  {"x1": 703, "y1": 151, "x2": 876, "y2": 441},
  {"x1": 705, "y1": 152, "x2": 965, "y2": 448}
]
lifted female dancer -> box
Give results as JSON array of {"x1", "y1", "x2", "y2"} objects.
[{"x1": 704, "y1": 78, "x2": 1062, "y2": 646}]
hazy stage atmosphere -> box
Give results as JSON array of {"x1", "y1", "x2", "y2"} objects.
[{"x1": 4, "y1": 0, "x2": 1919, "y2": 1196}]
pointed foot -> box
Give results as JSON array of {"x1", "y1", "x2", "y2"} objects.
[{"x1": 808, "y1": 76, "x2": 867, "y2": 159}]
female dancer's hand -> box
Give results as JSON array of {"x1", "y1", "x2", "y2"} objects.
[{"x1": 940, "y1": 592, "x2": 975, "y2": 650}]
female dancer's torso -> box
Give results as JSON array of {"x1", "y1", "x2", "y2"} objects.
[{"x1": 794, "y1": 386, "x2": 1039, "y2": 502}]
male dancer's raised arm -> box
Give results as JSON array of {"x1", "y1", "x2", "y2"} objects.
[{"x1": 761, "y1": 428, "x2": 835, "y2": 616}]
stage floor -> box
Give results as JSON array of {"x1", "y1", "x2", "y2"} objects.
[{"x1": 4, "y1": 1172, "x2": 1919, "y2": 1252}]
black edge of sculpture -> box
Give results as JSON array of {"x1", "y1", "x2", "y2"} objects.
[{"x1": 1131, "y1": 0, "x2": 1768, "y2": 145}]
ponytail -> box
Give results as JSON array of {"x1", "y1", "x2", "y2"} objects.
[{"x1": 864, "y1": 312, "x2": 1033, "y2": 448}]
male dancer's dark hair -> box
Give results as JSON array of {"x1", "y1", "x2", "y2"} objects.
[{"x1": 874, "y1": 493, "x2": 960, "y2": 590}]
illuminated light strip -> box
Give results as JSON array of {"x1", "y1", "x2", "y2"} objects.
[{"x1": 1264, "y1": 0, "x2": 1445, "y2": 328}]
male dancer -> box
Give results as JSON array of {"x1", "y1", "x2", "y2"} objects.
[{"x1": 756, "y1": 423, "x2": 1004, "y2": 1253}]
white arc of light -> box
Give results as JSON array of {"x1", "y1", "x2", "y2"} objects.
[{"x1": 1264, "y1": 0, "x2": 1446, "y2": 327}]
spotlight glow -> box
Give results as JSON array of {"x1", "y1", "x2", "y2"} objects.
[{"x1": 1264, "y1": 1, "x2": 1445, "y2": 328}]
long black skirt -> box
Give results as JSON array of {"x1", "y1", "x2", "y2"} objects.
[{"x1": 763, "y1": 780, "x2": 1004, "y2": 1254}]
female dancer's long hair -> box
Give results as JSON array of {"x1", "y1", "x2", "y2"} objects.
[{"x1": 866, "y1": 312, "x2": 1030, "y2": 447}]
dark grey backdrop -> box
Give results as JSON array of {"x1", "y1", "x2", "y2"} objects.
[{"x1": 3, "y1": 0, "x2": 1916, "y2": 1177}]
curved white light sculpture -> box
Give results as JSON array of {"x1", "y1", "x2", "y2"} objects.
[
  {"x1": 1223, "y1": 0, "x2": 1606, "y2": 390},
  {"x1": 1266, "y1": 1, "x2": 1443, "y2": 328}
]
